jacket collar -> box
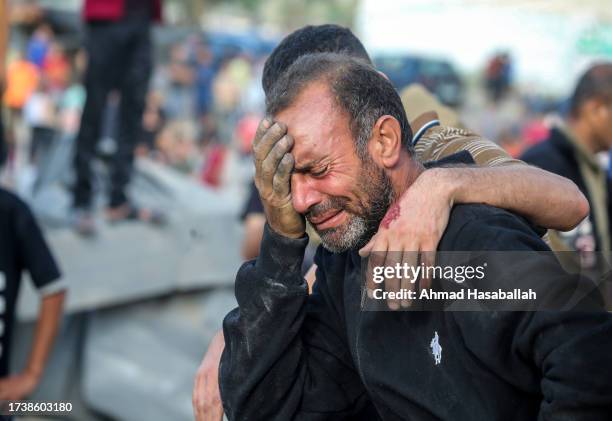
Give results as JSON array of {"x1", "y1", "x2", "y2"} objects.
[{"x1": 552, "y1": 125, "x2": 601, "y2": 172}]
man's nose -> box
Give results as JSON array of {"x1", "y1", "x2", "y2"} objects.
[{"x1": 291, "y1": 174, "x2": 322, "y2": 215}]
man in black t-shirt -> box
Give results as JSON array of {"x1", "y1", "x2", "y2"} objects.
[{"x1": 0, "y1": 188, "x2": 66, "y2": 401}]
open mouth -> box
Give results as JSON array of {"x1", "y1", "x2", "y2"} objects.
[{"x1": 309, "y1": 209, "x2": 347, "y2": 231}]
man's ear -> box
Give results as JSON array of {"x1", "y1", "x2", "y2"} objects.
[
  {"x1": 594, "y1": 99, "x2": 611, "y2": 120},
  {"x1": 583, "y1": 98, "x2": 607, "y2": 123},
  {"x1": 377, "y1": 70, "x2": 390, "y2": 81},
  {"x1": 368, "y1": 115, "x2": 402, "y2": 168}
]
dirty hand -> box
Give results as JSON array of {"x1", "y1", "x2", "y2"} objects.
[{"x1": 253, "y1": 118, "x2": 305, "y2": 239}]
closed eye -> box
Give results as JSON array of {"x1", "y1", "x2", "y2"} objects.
[{"x1": 311, "y1": 166, "x2": 328, "y2": 178}]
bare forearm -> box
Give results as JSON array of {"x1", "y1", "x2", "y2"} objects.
[
  {"x1": 25, "y1": 291, "x2": 65, "y2": 379},
  {"x1": 443, "y1": 165, "x2": 589, "y2": 231},
  {"x1": 241, "y1": 214, "x2": 266, "y2": 260}
]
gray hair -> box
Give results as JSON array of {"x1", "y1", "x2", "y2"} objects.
[{"x1": 266, "y1": 53, "x2": 413, "y2": 160}]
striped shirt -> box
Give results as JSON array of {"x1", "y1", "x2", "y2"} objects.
[{"x1": 414, "y1": 125, "x2": 522, "y2": 167}]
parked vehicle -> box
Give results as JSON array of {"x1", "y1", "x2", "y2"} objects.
[{"x1": 374, "y1": 55, "x2": 464, "y2": 107}]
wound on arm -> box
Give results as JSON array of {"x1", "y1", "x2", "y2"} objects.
[{"x1": 381, "y1": 203, "x2": 400, "y2": 229}]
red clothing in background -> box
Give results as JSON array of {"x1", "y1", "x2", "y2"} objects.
[
  {"x1": 43, "y1": 52, "x2": 70, "y2": 91},
  {"x1": 201, "y1": 145, "x2": 227, "y2": 188},
  {"x1": 83, "y1": 0, "x2": 162, "y2": 22}
]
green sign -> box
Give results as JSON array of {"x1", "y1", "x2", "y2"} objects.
[{"x1": 577, "y1": 25, "x2": 612, "y2": 56}]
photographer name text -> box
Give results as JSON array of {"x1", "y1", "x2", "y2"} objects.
[{"x1": 371, "y1": 288, "x2": 537, "y2": 301}]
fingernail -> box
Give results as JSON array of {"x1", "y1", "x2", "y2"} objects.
[
  {"x1": 388, "y1": 302, "x2": 400, "y2": 311},
  {"x1": 262, "y1": 118, "x2": 271, "y2": 128}
]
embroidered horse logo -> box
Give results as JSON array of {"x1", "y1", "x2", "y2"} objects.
[{"x1": 430, "y1": 331, "x2": 442, "y2": 365}]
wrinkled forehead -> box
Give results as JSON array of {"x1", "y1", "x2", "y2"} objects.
[{"x1": 273, "y1": 82, "x2": 352, "y2": 161}]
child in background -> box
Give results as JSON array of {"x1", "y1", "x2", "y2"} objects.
[
  {"x1": 23, "y1": 76, "x2": 56, "y2": 166},
  {"x1": 155, "y1": 120, "x2": 199, "y2": 175},
  {"x1": 42, "y1": 42, "x2": 70, "y2": 94},
  {"x1": 0, "y1": 187, "x2": 66, "y2": 406}
]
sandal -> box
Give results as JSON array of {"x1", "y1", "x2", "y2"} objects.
[
  {"x1": 73, "y1": 210, "x2": 97, "y2": 237},
  {"x1": 107, "y1": 203, "x2": 167, "y2": 226}
]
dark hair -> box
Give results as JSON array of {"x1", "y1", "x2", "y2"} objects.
[
  {"x1": 266, "y1": 53, "x2": 413, "y2": 158},
  {"x1": 570, "y1": 63, "x2": 612, "y2": 117},
  {"x1": 262, "y1": 24, "x2": 372, "y2": 97}
]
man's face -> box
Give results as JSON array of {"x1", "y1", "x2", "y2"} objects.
[
  {"x1": 581, "y1": 97, "x2": 612, "y2": 151},
  {"x1": 595, "y1": 100, "x2": 612, "y2": 150},
  {"x1": 274, "y1": 82, "x2": 393, "y2": 252}
]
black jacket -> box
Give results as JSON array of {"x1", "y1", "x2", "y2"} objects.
[
  {"x1": 521, "y1": 128, "x2": 610, "y2": 251},
  {"x1": 220, "y1": 204, "x2": 612, "y2": 420},
  {"x1": 521, "y1": 128, "x2": 588, "y2": 197}
]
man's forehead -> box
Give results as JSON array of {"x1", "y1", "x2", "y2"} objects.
[
  {"x1": 274, "y1": 82, "x2": 336, "y2": 129},
  {"x1": 273, "y1": 82, "x2": 349, "y2": 162}
]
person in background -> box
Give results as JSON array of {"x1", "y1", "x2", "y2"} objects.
[
  {"x1": 194, "y1": 41, "x2": 215, "y2": 125},
  {"x1": 155, "y1": 119, "x2": 198, "y2": 175},
  {"x1": 485, "y1": 52, "x2": 512, "y2": 102},
  {"x1": 0, "y1": 0, "x2": 8, "y2": 167},
  {"x1": 137, "y1": 90, "x2": 165, "y2": 156},
  {"x1": 2, "y1": 50, "x2": 39, "y2": 164},
  {"x1": 25, "y1": 23, "x2": 53, "y2": 70},
  {"x1": 239, "y1": 182, "x2": 266, "y2": 261},
  {"x1": 522, "y1": 63, "x2": 612, "y2": 265},
  {"x1": 57, "y1": 50, "x2": 86, "y2": 139},
  {"x1": 72, "y1": 0, "x2": 163, "y2": 235},
  {"x1": 212, "y1": 54, "x2": 253, "y2": 143},
  {"x1": 161, "y1": 43, "x2": 195, "y2": 121},
  {"x1": 3, "y1": 54, "x2": 40, "y2": 112},
  {"x1": 0, "y1": 186, "x2": 66, "y2": 404},
  {"x1": 1, "y1": 7, "x2": 65, "y2": 416},
  {"x1": 42, "y1": 42, "x2": 70, "y2": 94},
  {"x1": 23, "y1": 75, "x2": 55, "y2": 168}
]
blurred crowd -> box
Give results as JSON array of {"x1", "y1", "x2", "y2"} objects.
[
  {"x1": 1, "y1": 20, "x2": 269, "y2": 194},
  {"x1": 472, "y1": 51, "x2": 563, "y2": 160},
  {"x1": 3, "y1": 23, "x2": 84, "y2": 185},
  {"x1": 146, "y1": 37, "x2": 266, "y2": 185},
  {"x1": 0, "y1": 12, "x2": 593, "y2": 200}
]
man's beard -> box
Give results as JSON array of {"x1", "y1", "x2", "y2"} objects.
[{"x1": 307, "y1": 159, "x2": 394, "y2": 253}]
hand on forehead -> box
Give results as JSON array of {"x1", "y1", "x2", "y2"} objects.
[{"x1": 272, "y1": 82, "x2": 353, "y2": 167}]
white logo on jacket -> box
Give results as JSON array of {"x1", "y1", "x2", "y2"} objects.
[{"x1": 430, "y1": 331, "x2": 442, "y2": 365}]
